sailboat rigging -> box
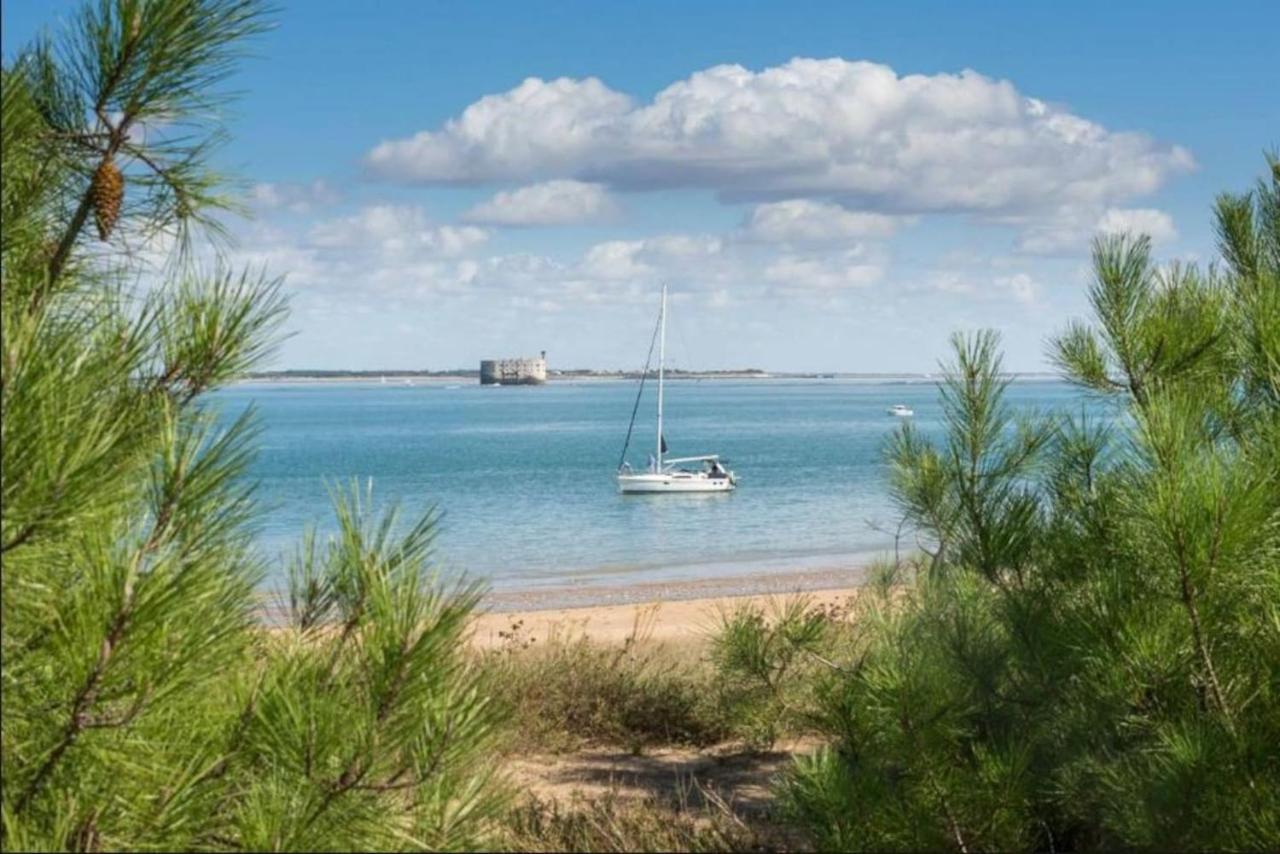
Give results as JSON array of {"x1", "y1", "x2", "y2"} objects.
[{"x1": 616, "y1": 284, "x2": 737, "y2": 494}]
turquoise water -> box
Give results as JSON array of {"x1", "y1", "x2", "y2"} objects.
[{"x1": 212, "y1": 379, "x2": 1101, "y2": 591}]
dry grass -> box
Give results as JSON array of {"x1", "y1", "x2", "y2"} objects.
[
  {"x1": 476, "y1": 605, "x2": 731, "y2": 753},
  {"x1": 476, "y1": 591, "x2": 880, "y2": 851},
  {"x1": 499, "y1": 786, "x2": 786, "y2": 853}
]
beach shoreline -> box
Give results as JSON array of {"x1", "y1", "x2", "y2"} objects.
[
  {"x1": 472, "y1": 583, "x2": 867, "y2": 649},
  {"x1": 480, "y1": 561, "x2": 873, "y2": 613},
  {"x1": 259, "y1": 554, "x2": 882, "y2": 632},
  {"x1": 470, "y1": 562, "x2": 874, "y2": 649},
  {"x1": 259, "y1": 562, "x2": 875, "y2": 645}
]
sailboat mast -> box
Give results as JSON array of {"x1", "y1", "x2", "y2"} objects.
[{"x1": 656, "y1": 283, "x2": 666, "y2": 469}]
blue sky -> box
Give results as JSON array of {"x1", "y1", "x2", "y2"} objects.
[{"x1": 4, "y1": 0, "x2": 1275, "y2": 371}]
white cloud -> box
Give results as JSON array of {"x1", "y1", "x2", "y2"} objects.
[
  {"x1": 763, "y1": 250, "x2": 883, "y2": 291},
  {"x1": 641, "y1": 234, "x2": 724, "y2": 259},
  {"x1": 928, "y1": 270, "x2": 1040, "y2": 305},
  {"x1": 233, "y1": 210, "x2": 882, "y2": 310},
  {"x1": 996, "y1": 273, "x2": 1038, "y2": 305},
  {"x1": 463, "y1": 180, "x2": 619, "y2": 226},
  {"x1": 575, "y1": 233, "x2": 724, "y2": 281},
  {"x1": 1096, "y1": 208, "x2": 1177, "y2": 243},
  {"x1": 249, "y1": 180, "x2": 341, "y2": 213},
  {"x1": 1016, "y1": 205, "x2": 1178, "y2": 254},
  {"x1": 366, "y1": 58, "x2": 1192, "y2": 220},
  {"x1": 307, "y1": 205, "x2": 488, "y2": 257},
  {"x1": 579, "y1": 240, "x2": 650, "y2": 280},
  {"x1": 743, "y1": 200, "x2": 902, "y2": 243},
  {"x1": 368, "y1": 76, "x2": 633, "y2": 184},
  {"x1": 570, "y1": 235, "x2": 876, "y2": 301}
]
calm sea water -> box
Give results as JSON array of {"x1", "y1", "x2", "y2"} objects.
[{"x1": 211, "y1": 379, "x2": 1102, "y2": 591}]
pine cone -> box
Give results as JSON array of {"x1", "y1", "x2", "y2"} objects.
[{"x1": 92, "y1": 156, "x2": 124, "y2": 241}]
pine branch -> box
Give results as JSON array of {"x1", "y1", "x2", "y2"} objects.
[
  {"x1": 1173, "y1": 528, "x2": 1236, "y2": 735},
  {"x1": 41, "y1": 15, "x2": 144, "y2": 300},
  {"x1": 13, "y1": 588, "x2": 134, "y2": 815},
  {"x1": 11, "y1": 448, "x2": 188, "y2": 816}
]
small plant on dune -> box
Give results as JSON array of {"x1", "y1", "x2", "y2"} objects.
[
  {"x1": 711, "y1": 595, "x2": 850, "y2": 750},
  {"x1": 778, "y1": 155, "x2": 1280, "y2": 851},
  {"x1": 480, "y1": 605, "x2": 727, "y2": 753},
  {"x1": 1, "y1": 2, "x2": 505, "y2": 849},
  {"x1": 500, "y1": 787, "x2": 768, "y2": 854}
]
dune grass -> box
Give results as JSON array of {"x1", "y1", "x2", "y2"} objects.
[
  {"x1": 498, "y1": 789, "x2": 774, "y2": 853},
  {"x1": 476, "y1": 592, "x2": 875, "y2": 852},
  {"x1": 475, "y1": 605, "x2": 731, "y2": 753}
]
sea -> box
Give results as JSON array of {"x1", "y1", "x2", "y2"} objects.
[{"x1": 211, "y1": 378, "x2": 1108, "y2": 595}]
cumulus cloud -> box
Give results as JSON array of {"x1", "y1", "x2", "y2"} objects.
[
  {"x1": 571, "y1": 235, "x2": 876, "y2": 300},
  {"x1": 764, "y1": 250, "x2": 883, "y2": 291},
  {"x1": 1095, "y1": 208, "x2": 1177, "y2": 243},
  {"x1": 249, "y1": 180, "x2": 342, "y2": 213},
  {"x1": 1016, "y1": 205, "x2": 1178, "y2": 254},
  {"x1": 308, "y1": 205, "x2": 488, "y2": 256},
  {"x1": 579, "y1": 240, "x2": 651, "y2": 280},
  {"x1": 463, "y1": 180, "x2": 620, "y2": 226},
  {"x1": 366, "y1": 58, "x2": 1192, "y2": 219},
  {"x1": 930, "y1": 270, "x2": 1040, "y2": 305},
  {"x1": 743, "y1": 200, "x2": 902, "y2": 243},
  {"x1": 997, "y1": 273, "x2": 1038, "y2": 305},
  {"x1": 577, "y1": 234, "x2": 724, "y2": 281},
  {"x1": 233, "y1": 211, "x2": 880, "y2": 311}
]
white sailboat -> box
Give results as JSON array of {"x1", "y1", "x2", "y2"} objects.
[{"x1": 616, "y1": 284, "x2": 736, "y2": 494}]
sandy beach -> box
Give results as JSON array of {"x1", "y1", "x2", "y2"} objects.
[{"x1": 471, "y1": 564, "x2": 871, "y2": 648}]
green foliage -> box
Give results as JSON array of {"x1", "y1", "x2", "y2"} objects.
[
  {"x1": 2, "y1": 2, "x2": 503, "y2": 850},
  {"x1": 480, "y1": 612, "x2": 726, "y2": 753},
  {"x1": 886, "y1": 330, "x2": 1050, "y2": 585},
  {"x1": 9, "y1": 0, "x2": 271, "y2": 278},
  {"x1": 781, "y1": 155, "x2": 1280, "y2": 851},
  {"x1": 710, "y1": 596, "x2": 832, "y2": 749}
]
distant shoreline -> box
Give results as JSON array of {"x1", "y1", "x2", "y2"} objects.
[{"x1": 236, "y1": 369, "x2": 1061, "y2": 384}]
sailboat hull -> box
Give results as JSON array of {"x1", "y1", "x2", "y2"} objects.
[{"x1": 617, "y1": 472, "x2": 735, "y2": 493}]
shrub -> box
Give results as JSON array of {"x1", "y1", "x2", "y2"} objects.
[
  {"x1": 479, "y1": 608, "x2": 727, "y2": 752},
  {"x1": 709, "y1": 596, "x2": 834, "y2": 750}
]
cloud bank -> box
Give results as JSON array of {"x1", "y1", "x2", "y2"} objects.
[
  {"x1": 1096, "y1": 207, "x2": 1178, "y2": 243},
  {"x1": 743, "y1": 200, "x2": 903, "y2": 243},
  {"x1": 249, "y1": 180, "x2": 342, "y2": 213},
  {"x1": 308, "y1": 205, "x2": 488, "y2": 256},
  {"x1": 366, "y1": 58, "x2": 1193, "y2": 218},
  {"x1": 463, "y1": 180, "x2": 619, "y2": 226}
]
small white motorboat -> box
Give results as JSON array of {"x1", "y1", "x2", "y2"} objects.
[
  {"x1": 616, "y1": 284, "x2": 736, "y2": 494},
  {"x1": 887, "y1": 404, "x2": 914, "y2": 417}
]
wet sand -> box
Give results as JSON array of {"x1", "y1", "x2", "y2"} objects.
[{"x1": 481, "y1": 562, "x2": 872, "y2": 612}]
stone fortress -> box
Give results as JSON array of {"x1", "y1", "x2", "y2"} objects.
[{"x1": 479, "y1": 351, "x2": 547, "y2": 385}]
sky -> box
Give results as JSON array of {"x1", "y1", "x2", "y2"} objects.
[{"x1": 3, "y1": 0, "x2": 1275, "y2": 372}]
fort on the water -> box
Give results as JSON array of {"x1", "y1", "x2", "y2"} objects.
[{"x1": 479, "y1": 351, "x2": 547, "y2": 385}]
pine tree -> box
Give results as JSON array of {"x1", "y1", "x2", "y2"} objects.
[
  {"x1": 780, "y1": 155, "x2": 1280, "y2": 851},
  {"x1": 2, "y1": 2, "x2": 505, "y2": 849}
]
